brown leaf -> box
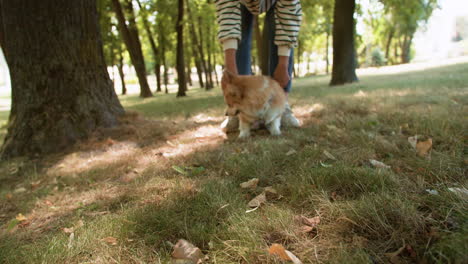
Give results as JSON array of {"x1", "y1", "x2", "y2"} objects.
[
  {"x1": 5, "y1": 193, "x2": 12, "y2": 200},
  {"x1": 302, "y1": 216, "x2": 320, "y2": 227},
  {"x1": 406, "y1": 245, "x2": 417, "y2": 259},
  {"x1": 15, "y1": 213, "x2": 27, "y2": 222},
  {"x1": 264, "y1": 187, "x2": 279, "y2": 200},
  {"x1": 299, "y1": 225, "x2": 314, "y2": 233},
  {"x1": 323, "y1": 150, "x2": 336, "y2": 160},
  {"x1": 239, "y1": 178, "x2": 259, "y2": 189},
  {"x1": 63, "y1": 227, "x2": 74, "y2": 234},
  {"x1": 171, "y1": 239, "x2": 205, "y2": 264},
  {"x1": 416, "y1": 138, "x2": 432, "y2": 157},
  {"x1": 385, "y1": 245, "x2": 406, "y2": 264},
  {"x1": 102, "y1": 236, "x2": 118, "y2": 245},
  {"x1": 247, "y1": 192, "x2": 266, "y2": 208}
]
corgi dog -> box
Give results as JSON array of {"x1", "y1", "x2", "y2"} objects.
[{"x1": 222, "y1": 71, "x2": 286, "y2": 138}]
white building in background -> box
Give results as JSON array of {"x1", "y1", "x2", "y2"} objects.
[{"x1": 413, "y1": 0, "x2": 468, "y2": 61}]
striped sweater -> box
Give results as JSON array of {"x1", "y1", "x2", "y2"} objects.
[{"x1": 215, "y1": 0, "x2": 302, "y2": 56}]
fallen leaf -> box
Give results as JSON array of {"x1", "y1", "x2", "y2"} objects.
[
  {"x1": 385, "y1": 245, "x2": 406, "y2": 264},
  {"x1": 5, "y1": 193, "x2": 12, "y2": 200},
  {"x1": 416, "y1": 138, "x2": 432, "y2": 157},
  {"x1": 323, "y1": 150, "x2": 336, "y2": 160},
  {"x1": 102, "y1": 236, "x2": 118, "y2": 245},
  {"x1": 286, "y1": 149, "x2": 297, "y2": 156},
  {"x1": 268, "y1": 244, "x2": 303, "y2": 264},
  {"x1": 14, "y1": 187, "x2": 26, "y2": 194},
  {"x1": 31, "y1": 180, "x2": 41, "y2": 189},
  {"x1": 171, "y1": 239, "x2": 205, "y2": 264},
  {"x1": 172, "y1": 166, "x2": 188, "y2": 175},
  {"x1": 264, "y1": 187, "x2": 279, "y2": 200},
  {"x1": 301, "y1": 216, "x2": 320, "y2": 227},
  {"x1": 240, "y1": 178, "x2": 259, "y2": 189},
  {"x1": 63, "y1": 227, "x2": 74, "y2": 234},
  {"x1": 369, "y1": 159, "x2": 391, "y2": 169},
  {"x1": 299, "y1": 225, "x2": 314, "y2": 233},
  {"x1": 16, "y1": 213, "x2": 27, "y2": 222},
  {"x1": 406, "y1": 245, "x2": 417, "y2": 259},
  {"x1": 76, "y1": 220, "x2": 84, "y2": 228},
  {"x1": 247, "y1": 192, "x2": 267, "y2": 208}
]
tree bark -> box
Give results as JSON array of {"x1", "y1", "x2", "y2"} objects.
[
  {"x1": 198, "y1": 16, "x2": 213, "y2": 89},
  {"x1": 176, "y1": 0, "x2": 187, "y2": 97},
  {"x1": 159, "y1": 30, "x2": 169, "y2": 94},
  {"x1": 111, "y1": 0, "x2": 152, "y2": 97},
  {"x1": 117, "y1": 48, "x2": 127, "y2": 95},
  {"x1": 185, "y1": 0, "x2": 206, "y2": 88},
  {"x1": 385, "y1": 27, "x2": 394, "y2": 64},
  {"x1": 330, "y1": 0, "x2": 358, "y2": 86},
  {"x1": 401, "y1": 32, "x2": 414, "y2": 64},
  {"x1": 0, "y1": 0, "x2": 124, "y2": 159},
  {"x1": 325, "y1": 23, "x2": 330, "y2": 74},
  {"x1": 135, "y1": 0, "x2": 162, "y2": 93}
]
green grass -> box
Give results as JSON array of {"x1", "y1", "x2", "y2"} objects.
[{"x1": 0, "y1": 62, "x2": 467, "y2": 263}]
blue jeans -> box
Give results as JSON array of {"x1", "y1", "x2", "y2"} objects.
[{"x1": 235, "y1": 4, "x2": 294, "y2": 93}]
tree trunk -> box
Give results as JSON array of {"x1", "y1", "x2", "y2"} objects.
[
  {"x1": 0, "y1": 0, "x2": 124, "y2": 159},
  {"x1": 176, "y1": 0, "x2": 187, "y2": 97},
  {"x1": 205, "y1": 22, "x2": 215, "y2": 89},
  {"x1": 385, "y1": 27, "x2": 394, "y2": 64},
  {"x1": 117, "y1": 49, "x2": 127, "y2": 95},
  {"x1": 185, "y1": 0, "x2": 206, "y2": 88},
  {"x1": 186, "y1": 63, "x2": 193, "y2": 87},
  {"x1": 330, "y1": 0, "x2": 358, "y2": 86},
  {"x1": 325, "y1": 23, "x2": 330, "y2": 74},
  {"x1": 401, "y1": 33, "x2": 414, "y2": 64},
  {"x1": 135, "y1": 0, "x2": 162, "y2": 93},
  {"x1": 158, "y1": 28, "x2": 169, "y2": 93},
  {"x1": 111, "y1": 0, "x2": 152, "y2": 97},
  {"x1": 198, "y1": 16, "x2": 213, "y2": 89}
]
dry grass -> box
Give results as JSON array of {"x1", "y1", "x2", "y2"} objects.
[{"x1": 0, "y1": 60, "x2": 467, "y2": 263}]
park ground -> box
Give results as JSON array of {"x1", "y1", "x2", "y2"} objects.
[{"x1": 0, "y1": 58, "x2": 467, "y2": 263}]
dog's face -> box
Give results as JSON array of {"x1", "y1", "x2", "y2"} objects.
[{"x1": 222, "y1": 71, "x2": 244, "y2": 116}]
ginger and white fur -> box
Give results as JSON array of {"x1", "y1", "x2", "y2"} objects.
[{"x1": 222, "y1": 71, "x2": 286, "y2": 138}]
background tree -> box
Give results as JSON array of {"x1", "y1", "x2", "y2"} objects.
[
  {"x1": 0, "y1": 0, "x2": 124, "y2": 158},
  {"x1": 176, "y1": 0, "x2": 187, "y2": 97},
  {"x1": 330, "y1": 0, "x2": 359, "y2": 85},
  {"x1": 111, "y1": 0, "x2": 153, "y2": 97}
]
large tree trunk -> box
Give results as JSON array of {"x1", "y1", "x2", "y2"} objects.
[
  {"x1": 330, "y1": 0, "x2": 358, "y2": 86},
  {"x1": 176, "y1": 0, "x2": 187, "y2": 97},
  {"x1": 135, "y1": 0, "x2": 162, "y2": 93},
  {"x1": 111, "y1": 0, "x2": 152, "y2": 97},
  {"x1": 400, "y1": 32, "x2": 414, "y2": 64},
  {"x1": 0, "y1": 0, "x2": 124, "y2": 159}
]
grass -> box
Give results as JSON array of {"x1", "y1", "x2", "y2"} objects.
[{"x1": 0, "y1": 61, "x2": 467, "y2": 263}]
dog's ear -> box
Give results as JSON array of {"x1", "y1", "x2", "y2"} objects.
[{"x1": 223, "y1": 70, "x2": 237, "y2": 84}]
